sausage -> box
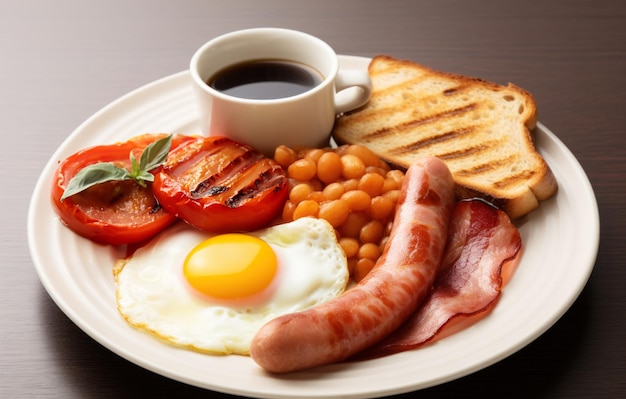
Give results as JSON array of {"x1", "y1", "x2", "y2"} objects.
[{"x1": 249, "y1": 156, "x2": 456, "y2": 373}]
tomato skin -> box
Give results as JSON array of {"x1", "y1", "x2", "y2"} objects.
[
  {"x1": 51, "y1": 133, "x2": 198, "y2": 245},
  {"x1": 152, "y1": 136, "x2": 289, "y2": 233}
]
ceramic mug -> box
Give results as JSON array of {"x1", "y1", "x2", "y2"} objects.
[{"x1": 189, "y1": 27, "x2": 372, "y2": 156}]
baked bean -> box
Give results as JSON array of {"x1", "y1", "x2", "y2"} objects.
[
  {"x1": 287, "y1": 158, "x2": 317, "y2": 181},
  {"x1": 346, "y1": 144, "x2": 383, "y2": 168},
  {"x1": 382, "y1": 176, "x2": 400, "y2": 193},
  {"x1": 304, "y1": 148, "x2": 325, "y2": 163},
  {"x1": 358, "y1": 242, "x2": 381, "y2": 260},
  {"x1": 341, "y1": 190, "x2": 371, "y2": 211},
  {"x1": 316, "y1": 152, "x2": 342, "y2": 184},
  {"x1": 368, "y1": 195, "x2": 395, "y2": 220},
  {"x1": 365, "y1": 165, "x2": 389, "y2": 176},
  {"x1": 274, "y1": 145, "x2": 297, "y2": 168},
  {"x1": 282, "y1": 200, "x2": 296, "y2": 221},
  {"x1": 386, "y1": 169, "x2": 405, "y2": 186},
  {"x1": 358, "y1": 172, "x2": 385, "y2": 197},
  {"x1": 318, "y1": 199, "x2": 350, "y2": 227},
  {"x1": 340, "y1": 154, "x2": 366, "y2": 179},
  {"x1": 293, "y1": 199, "x2": 319, "y2": 219},
  {"x1": 383, "y1": 189, "x2": 401, "y2": 204},
  {"x1": 289, "y1": 183, "x2": 312, "y2": 204},
  {"x1": 359, "y1": 220, "x2": 384, "y2": 244},
  {"x1": 354, "y1": 258, "x2": 376, "y2": 282},
  {"x1": 307, "y1": 191, "x2": 326, "y2": 203},
  {"x1": 338, "y1": 237, "x2": 359, "y2": 258},
  {"x1": 338, "y1": 211, "x2": 369, "y2": 238},
  {"x1": 322, "y1": 182, "x2": 345, "y2": 201},
  {"x1": 341, "y1": 178, "x2": 359, "y2": 192},
  {"x1": 334, "y1": 144, "x2": 349, "y2": 156}
]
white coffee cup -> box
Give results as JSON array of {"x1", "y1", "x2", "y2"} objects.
[{"x1": 189, "y1": 28, "x2": 372, "y2": 156}]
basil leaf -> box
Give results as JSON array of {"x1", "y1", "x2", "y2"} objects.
[
  {"x1": 61, "y1": 163, "x2": 131, "y2": 201},
  {"x1": 60, "y1": 134, "x2": 174, "y2": 200},
  {"x1": 139, "y1": 134, "x2": 173, "y2": 172}
]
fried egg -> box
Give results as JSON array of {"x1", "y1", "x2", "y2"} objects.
[{"x1": 114, "y1": 217, "x2": 348, "y2": 355}]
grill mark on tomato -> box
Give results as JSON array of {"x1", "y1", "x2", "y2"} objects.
[
  {"x1": 187, "y1": 142, "x2": 287, "y2": 209},
  {"x1": 200, "y1": 186, "x2": 229, "y2": 196},
  {"x1": 189, "y1": 148, "x2": 260, "y2": 199},
  {"x1": 226, "y1": 175, "x2": 266, "y2": 207},
  {"x1": 149, "y1": 203, "x2": 163, "y2": 215},
  {"x1": 226, "y1": 167, "x2": 287, "y2": 208}
]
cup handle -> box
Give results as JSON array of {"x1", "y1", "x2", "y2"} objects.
[{"x1": 334, "y1": 70, "x2": 372, "y2": 114}]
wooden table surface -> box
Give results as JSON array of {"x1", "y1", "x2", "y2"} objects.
[{"x1": 2, "y1": 1, "x2": 624, "y2": 398}]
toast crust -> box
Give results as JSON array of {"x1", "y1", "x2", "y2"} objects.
[{"x1": 332, "y1": 55, "x2": 557, "y2": 219}]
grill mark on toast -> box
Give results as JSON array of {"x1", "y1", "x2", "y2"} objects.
[
  {"x1": 362, "y1": 103, "x2": 477, "y2": 141},
  {"x1": 454, "y1": 154, "x2": 517, "y2": 178},
  {"x1": 389, "y1": 127, "x2": 475, "y2": 155},
  {"x1": 443, "y1": 85, "x2": 467, "y2": 96},
  {"x1": 436, "y1": 143, "x2": 490, "y2": 160},
  {"x1": 494, "y1": 170, "x2": 536, "y2": 190}
]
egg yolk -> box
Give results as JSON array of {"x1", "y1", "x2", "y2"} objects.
[{"x1": 183, "y1": 233, "x2": 277, "y2": 299}]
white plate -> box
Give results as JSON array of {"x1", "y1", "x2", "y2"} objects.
[{"x1": 28, "y1": 56, "x2": 600, "y2": 399}]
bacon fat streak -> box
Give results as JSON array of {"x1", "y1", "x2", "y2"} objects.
[{"x1": 249, "y1": 157, "x2": 456, "y2": 373}]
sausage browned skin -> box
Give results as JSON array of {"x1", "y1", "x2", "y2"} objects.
[{"x1": 249, "y1": 157, "x2": 456, "y2": 373}]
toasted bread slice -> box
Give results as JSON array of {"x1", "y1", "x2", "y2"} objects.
[{"x1": 332, "y1": 55, "x2": 557, "y2": 219}]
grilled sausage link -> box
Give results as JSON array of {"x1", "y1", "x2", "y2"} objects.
[{"x1": 249, "y1": 157, "x2": 455, "y2": 373}]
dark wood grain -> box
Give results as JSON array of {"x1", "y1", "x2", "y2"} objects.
[{"x1": 2, "y1": 1, "x2": 625, "y2": 398}]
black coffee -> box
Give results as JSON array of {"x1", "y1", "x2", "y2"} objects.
[{"x1": 208, "y1": 60, "x2": 323, "y2": 100}]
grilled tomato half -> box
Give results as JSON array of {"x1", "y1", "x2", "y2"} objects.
[
  {"x1": 152, "y1": 136, "x2": 289, "y2": 232},
  {"x1": 51, "y1": 133, "x2": 197, "y2": 245}
]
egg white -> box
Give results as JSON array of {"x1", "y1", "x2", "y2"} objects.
[{"x1": 114, "y1": 217, "x2": 348, "y2": 355}]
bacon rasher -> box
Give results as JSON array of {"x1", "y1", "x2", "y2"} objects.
[{"x1": 360, "y1": 199, "x2": 522, "y2": 359}]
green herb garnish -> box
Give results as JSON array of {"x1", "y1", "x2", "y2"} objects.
[{"x1": 61, "y1": 134, "x2": 173, "y2": 201}]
